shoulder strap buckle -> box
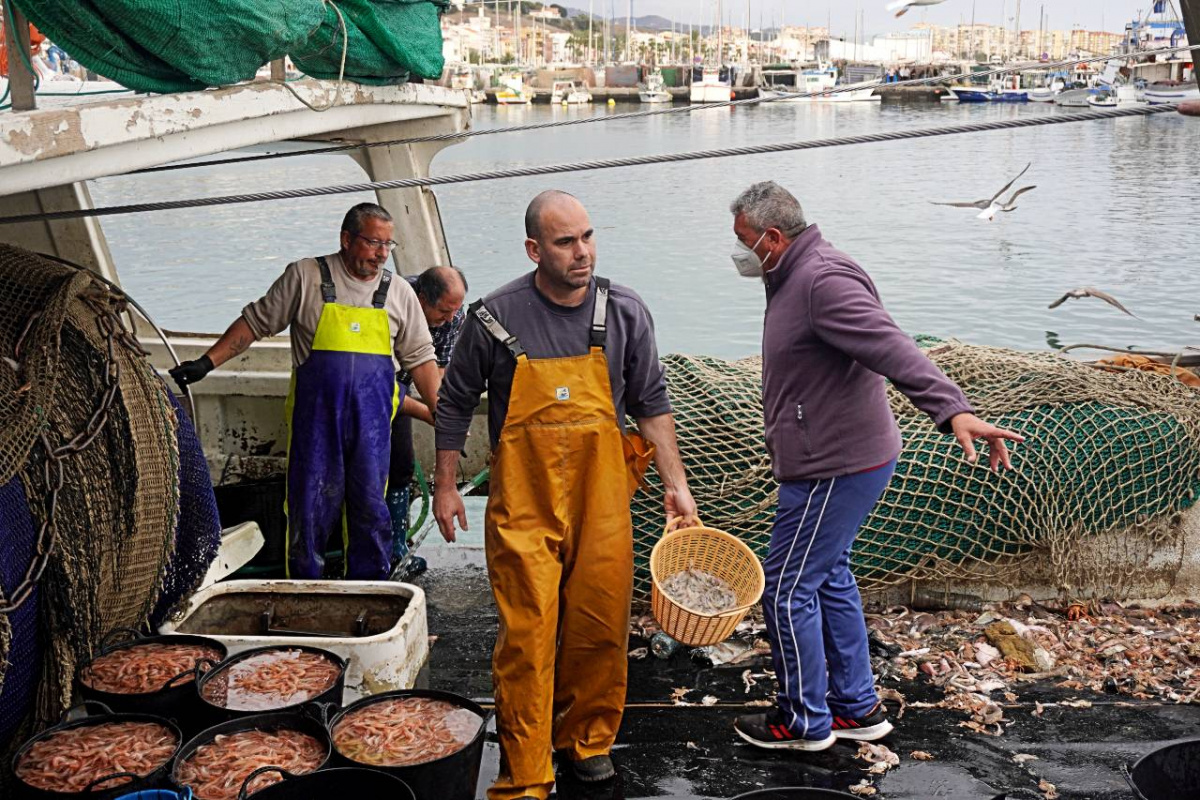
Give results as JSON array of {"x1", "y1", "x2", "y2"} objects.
[
  {"x1": 590, "y1": 276, "x2": 610, "y2": 350},
  {"x1": 372, "y1": 269, "x2": 393, "y2": 309},
  {"x1": 316, "y1": 256, "x2": 336, "y2": 304},
  {"x1": 470, "y1": 300, "x2": 525, "y2": 359}
]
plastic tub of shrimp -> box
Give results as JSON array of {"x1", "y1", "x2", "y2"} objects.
[
  {"x1": 11, "y1": 701, "x2": 182, "y2": 800},
  {"x1": 193, "y1": 645, "x2": 346, "y2": 729},
  {"x1": 329, "y1": 690, "x2": 488, "y2": 800},
  {"x1": 77, "y1": 628, "x2": 226, "y2": 737},
  {"x1": 171, "y1": 709, "x2": 331, "y2": 800}
]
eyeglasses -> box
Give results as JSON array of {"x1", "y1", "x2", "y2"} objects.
[{"x1": 352, "y1": 233, "x2": 398, "y2": 253}]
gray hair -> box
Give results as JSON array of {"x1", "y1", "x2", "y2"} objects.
[
  {"x1": 341, "y1": 202, "x2": 393, "y2": 236},
  {"x1": 729, "y1": 182, "x2": 807, "y2": 236}
]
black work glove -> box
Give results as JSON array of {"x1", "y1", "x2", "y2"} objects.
[{"x1": 168, "y1": 355, "x2": 214, "y2": 392}]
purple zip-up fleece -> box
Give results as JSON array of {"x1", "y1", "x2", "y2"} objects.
[{"x1": 761, "y1": 225, "x2": 974, "y2": 482}]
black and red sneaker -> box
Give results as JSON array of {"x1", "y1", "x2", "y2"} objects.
[
  {"x1": 734, "y1": 709, "x2": 836, "y2": 752},
  {"x1": 831, "y1": 701, "x2": 894, "y2": 741}
]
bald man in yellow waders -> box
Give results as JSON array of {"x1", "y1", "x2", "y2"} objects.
[{"x1": 434, "y1": 191, "x2": 699, "y2": 800}]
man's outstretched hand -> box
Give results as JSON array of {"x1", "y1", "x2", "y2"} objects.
[{"x1": 950, "y1": 413, "x2": 1026, "y2": 472}]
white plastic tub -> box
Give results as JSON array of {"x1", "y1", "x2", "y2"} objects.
[{"x1": 159, "y1": 579, "x2": 429, "y2": 702}]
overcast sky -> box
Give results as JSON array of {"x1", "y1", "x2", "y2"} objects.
[{"x1": 605, "y1": 1, "x2": 1157, "y2": 35}]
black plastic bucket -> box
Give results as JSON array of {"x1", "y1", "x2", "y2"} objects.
[
  {"x1": 171, "y1": 708, "x2": 332, "y2": 798},
  {"x1": 193, "y1": 645, "x2": 346, "y2": 729},
  {"x1": 11, "y1": 701, "x2": 183, "y2": 800},
  {"x1": 732, "y1": 791, "x2": 855, "y2": 799},
  {"x1": 237, "y1": 767, "x2": 415, "y2": 800},
  {"x1": 77, "y1": 628, "x2": 227, "y2": 737},
  {"x1": 329, "y1": 689, "x2": 488, "y2": 800},
  {"x1": 1125, "y1": 738, "x2": 1200, "y2": 800}
]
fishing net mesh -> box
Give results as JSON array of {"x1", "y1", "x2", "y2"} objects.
[
  {"x1": 630, "y1": 342, "x2": 1200, "y2": 603},
  {"x1": 12, "y1": 0, "x2": 449, "y2": 93},
  {"x1": 0, "y1": 245, "x2": 203, "y2": 775}
]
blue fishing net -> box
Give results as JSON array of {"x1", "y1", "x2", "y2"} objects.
[
  {"x1": 0, "y1": 477, "x2": 41, "y2": 746},
  {"x1": 151, "y1": 392, "x2": 221, "y2": 627}
]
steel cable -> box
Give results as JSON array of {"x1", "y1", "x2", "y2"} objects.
[
  {"x1": 0, "y1": 103, "x2": 1179, "y2": 226},
  {"x1": 129, "y1": 43, "x2": 1200, "y2": 174}
]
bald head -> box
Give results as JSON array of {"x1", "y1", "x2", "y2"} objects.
[
  {"x1": 415, "y1": 265, "x2": 468, "y2": 327},
  {"x1": 525, "y1": 190, "x2": 583, "y2": 242}
]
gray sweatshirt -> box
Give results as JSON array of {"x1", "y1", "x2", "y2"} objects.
[
  {"x1": 436, "y1": 272, "x2": 672, "y2": 452},
  {"x1": 762, "y1": 225, "x2": 973, "y2": 482}
]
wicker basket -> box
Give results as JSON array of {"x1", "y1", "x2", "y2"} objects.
[{"x1": 649, "y1": 518, "x2": 765, "y2": 647}]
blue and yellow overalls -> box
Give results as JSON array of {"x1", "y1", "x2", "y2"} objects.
[{"x1": 284, "y1": 256, "x2": 403, "y2": 580}]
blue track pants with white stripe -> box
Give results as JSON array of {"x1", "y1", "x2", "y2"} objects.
[{"x1": 763, "y1": 460, "x2": 897, "y2": 739}]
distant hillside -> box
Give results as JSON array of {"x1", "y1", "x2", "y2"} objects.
[{"x1": 562, "y1": 6, "x2": 708, "y2": 33}]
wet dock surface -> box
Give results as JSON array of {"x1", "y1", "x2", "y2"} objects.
[{"x1": 414, "y1": 560, "x2": 1200, "y2": 799}]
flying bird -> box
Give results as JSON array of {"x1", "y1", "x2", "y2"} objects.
[
  {"x1": 1048, "y1": 288, "x2": 1139, "y2": 319},
  {"x1": 976, "y1": 185, "x2": 1037, "y2": 221},
  {"x1": 886, "y1": 0, "x2": 949, "y2": 18},
  {"x1": 931, "y1": 163, "x2": 1032, "y2": 212}
]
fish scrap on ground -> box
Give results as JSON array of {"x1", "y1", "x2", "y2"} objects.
[
  {"x1": 864, "y1": 598, "x2": 1200, "y2": 734},
  {"x1": 631, "y1": 597, "x2": 1200, "y2": 731},
  {"x1": 856, "y1": 742, "x2": 900, "y2": 774}
]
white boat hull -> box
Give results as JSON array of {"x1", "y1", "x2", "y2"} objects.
[
  {"x1": 1055, "y1": 88, "x2": 1094, "y2": 107},
  {"x1": 639, "y1": 90, "x2": 672, "y2": 103},
  {"x1": 1087, "y1": 85, "x2": 1146, "y2": 108},
  {"x1": 1028, "y1": 89, "x2": 1057, "y2": 102},
  {"x1": 691, "y1": 82, "x2": 731, "y2": 103},
  {"x1": 1143, "y1": 84, "x2": 1200, "y2": 105}
]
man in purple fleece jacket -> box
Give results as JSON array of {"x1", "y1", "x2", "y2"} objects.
[{"x1": 728, "y1": 181, "x2": 1024, "y2": 751}]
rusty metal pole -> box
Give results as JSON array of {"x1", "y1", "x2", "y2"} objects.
[
  {"x1": 1180, "y1": 0, "x2": 1200, "y2": 115},
  {"x1": 1182, "y1": 0, "x2": 1200, "y2": 89},
  {"x1": 3, "y1": 1, "x2": 37, "y2": 110}
]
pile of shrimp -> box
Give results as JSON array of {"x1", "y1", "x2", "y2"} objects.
[
  {"x1": 333, "y1": 697, "x2": 482, "y2": 767},
  {"x1": 15, "y1": 721, "x2": 177, "y2": 792},
  {"x1": 175, "y1": 728, "x2": 326, "y2": 800},
  {"x1": 201, "y1": 649, "x2": 340, "y2": 711},
  {"x1": 81, "y1": 642, "x2": 223, "y2": 694}
]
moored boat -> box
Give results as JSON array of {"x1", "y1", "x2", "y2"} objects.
[
  {"x1": 1143, "y1": 80, "x2": 1200, "y2": 104},
  {"x1": 690, "y1": 67, "x2": 732, "y2": 103},
  {"x1": 638, "y1": 71, "x2": 672, "y2": 103}
]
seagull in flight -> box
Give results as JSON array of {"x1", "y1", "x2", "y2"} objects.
[
  {"x1": 886, "y1": 0, "x2": 949, "y2": 18},
  {"x1": 976, "y1": 185, "x2": 1037, "y2": 221},
  {"x1": 1048, "y1": 288, "x2": 1139, "y2": 318},
  {"x1": 931, "y1": 163, "x2": 1032, "y2": 213}
]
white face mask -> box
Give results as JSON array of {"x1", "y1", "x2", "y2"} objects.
[{"x1": 731, "y1": 231, "x2": 772, "y2": 279}]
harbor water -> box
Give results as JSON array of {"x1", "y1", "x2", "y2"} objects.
[{"x1": 94, "y1": 100, "x2": 1200, "y2": 359}]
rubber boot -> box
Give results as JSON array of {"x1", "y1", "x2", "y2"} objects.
[{"x1": 386, "y1": 485, "x2": 410, "y2": 565}]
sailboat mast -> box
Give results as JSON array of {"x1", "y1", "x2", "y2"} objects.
[
  {"x1": 1013, "y1": 0, "x2": 1022, "y2": 59},
  {"x1": 717, "y1": 0, "x2": 723, "y2": 65},
  {"x1": 626, "y1": 0, "x2": 632, "y2": 63}
]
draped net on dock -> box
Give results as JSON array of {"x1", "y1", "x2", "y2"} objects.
[
  {"x1": 0, "y1": 245, "x2": 219, "y2": 780},
  {"x1": 630, "y1": 343, "x2": 1200, "y2": 602}
]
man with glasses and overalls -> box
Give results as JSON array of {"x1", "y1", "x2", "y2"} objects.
[{"x1": 169, "y1": 202, "x2": 441, "y2": 581}]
